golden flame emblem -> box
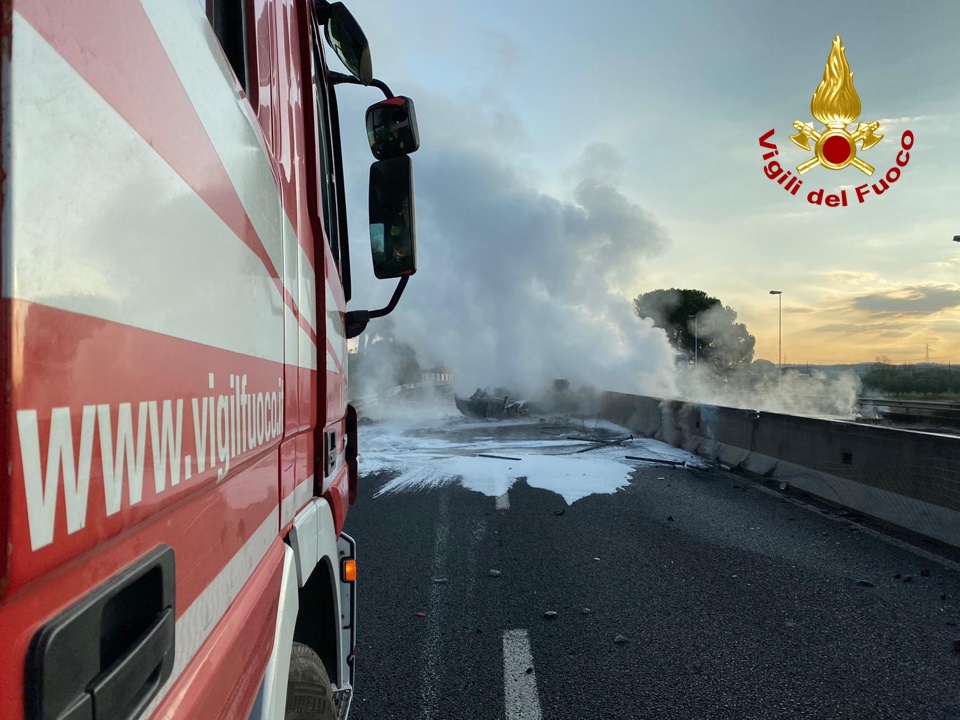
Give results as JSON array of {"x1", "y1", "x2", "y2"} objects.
[{"x1": 789, "y1": 35, "x2": 883, "y2": 175}]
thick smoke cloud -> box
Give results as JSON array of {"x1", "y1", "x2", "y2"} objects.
[
  {"x1": 676, "y1": 363, "x2": 862, "y2": 418},
  {"x1": 695, "y1": 303, "x2": 755, "y2": 368},
  {"x1": 365, "y1": 140, "x2": 678, "y2": 396},
  {"x1": 344, "y1": 92, "x2": 859, "y2": 418}
]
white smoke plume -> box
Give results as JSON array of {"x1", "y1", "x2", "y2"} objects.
[
  {"x1": 676, "y1": 362, "x2": 862, "y2": 418},
  {"x1": 351, "y1": 132, "x2": 678, "y2": 398},
  {"x1": 342, "y1": 94, "x2": 859, "y2": 417}
]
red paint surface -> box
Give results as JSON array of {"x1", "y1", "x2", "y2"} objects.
[
  {"x1": 823, "y1": 135, "x2": 851, "y2": 164},
  {"x1": 0, "y1": 444, "x2": 279, "y2": 718},
  {"x1": 1, "y1": 0, "x2": 350, "y2": 715},
  {"x1": 149, "y1": 540, "x2": 285, "y2": 720},
  {"x1": 325, "y1": 465, "x2": 350, "y2": 536},
  {"x1": 17, "y1": 0, "x2": 318, "y2": 346},
  {"x1": 3, "y1": 300, "x2": 288, "y2": 590}
]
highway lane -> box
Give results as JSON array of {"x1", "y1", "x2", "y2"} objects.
[{"x1": 344, "y1": 413, "x2": 960, "y2": 719}]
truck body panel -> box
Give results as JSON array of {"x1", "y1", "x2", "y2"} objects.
[{"x1": 0, "y1": 0, "x2": 354, "y2": 716}]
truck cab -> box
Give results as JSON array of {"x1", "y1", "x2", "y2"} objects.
[{"x1": 0, "y1": 1, "x2": 417, "y2": 718}]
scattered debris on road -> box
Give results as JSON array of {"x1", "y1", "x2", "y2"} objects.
[
  {"x1": 414, "y1": 612, "x2": 427, "y2": 618},
  {"x1": 614, "y1": 635, "x2": 629, "y2": 644},
  {"x1": 478, "y1": 453, "x2": 522, "y2": 461},
  {"x1": 580, "y1": 608, "x2": 592, "y2": 615},
  {"x1": 433, "y1": 577, "x2": 449, "y2": 584},
  {"x1": 569, "y1": 435, "x2": 634, "y2": 454},
  {"x1": 625, "y1": 455, "x2": 686, "y2": 467},
  {"x1": 567, "y1": 435, "x2": 632, "y2": 445},
  {"x1": 544, "y1": 611, "x2": 558, "y2": 619},
  {"x1": 855, "y1": 580, "x2": 876, "y2": 588},
  {"x1": 488, "y1": 569, "x2": 502, "y2": 577},
  {"x1": 921, "y1": 568, "x2": 931, "y2": 577},
  {"x1": 553, "y1": 509, "x2": 565, "y2": 516}
]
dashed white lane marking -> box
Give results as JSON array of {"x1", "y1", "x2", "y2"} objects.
[
  {"x1": 496, "y1": 491, "x2": 510, "y2": 510},
  {"x1": 418, "y1": 493, "x2": 450, "y2": 720},
  {"x1": 503, "y1": 629, "x2": 543, "y2": 720}
]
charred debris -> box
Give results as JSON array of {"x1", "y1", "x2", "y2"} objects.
[{"x1": 454, "y1": 379, "x2": 600, "y2": 421}]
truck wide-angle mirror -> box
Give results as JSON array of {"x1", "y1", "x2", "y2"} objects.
[
  {"x1": 317, "y1": 1, "x2": 372, "y2": 85},
  {"x1": 366, "y1": 96, "x2": 420, "y2": 160},
  {"x1": 369, "y1": 156, "x2": 416, "y2": 279}
]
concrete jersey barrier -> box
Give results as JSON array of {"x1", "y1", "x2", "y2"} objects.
[{"x1": 600, "y1": 391, "x2": 960, "y2": 550}]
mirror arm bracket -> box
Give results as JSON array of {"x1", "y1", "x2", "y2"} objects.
[
  {"x1": 328, "y1": 71, "x2": 394, "y2": 99},
  {"x1": 344, "y1": 276, "x2": 410, "y2": 339},
  {"x1": 344, "y1": 310, "x2": 369, "y2": 340},
  {"x1": 313, "y1": 0, "x2": 333, "y2": 23}
]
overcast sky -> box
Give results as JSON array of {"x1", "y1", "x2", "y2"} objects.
[{"x1": 335, "y1": 0, "x2": 960, "y2": 368}]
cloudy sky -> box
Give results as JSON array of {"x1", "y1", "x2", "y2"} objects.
[{"x1": 335, "y1": 0, "x2": 960, "y2": 372}]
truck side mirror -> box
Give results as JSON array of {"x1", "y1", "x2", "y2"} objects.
[
  {"x1": 318, "y1": 1, "x2": 373, "y2": 85},
  {"x1": 369, "y1": 156, "x2": 416, "y2": 279},
  {"x1": 366, "y1": 96, "x2": 419, "y2": 160}
]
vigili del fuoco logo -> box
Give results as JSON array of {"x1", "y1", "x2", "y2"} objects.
[{"x1": 759, "y1": 35, "x2": 914, "y2": 207}]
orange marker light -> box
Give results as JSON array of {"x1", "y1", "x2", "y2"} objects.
[{"x1": 342, "y1": 559, "x2": 357, "y2": 583}]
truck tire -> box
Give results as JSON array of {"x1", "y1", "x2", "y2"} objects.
[{"x1": 285, "y1": 642, "x2": 337, "y2": 720}]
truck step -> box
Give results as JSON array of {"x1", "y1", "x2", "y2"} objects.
[{"x1": 332, "y1": 685, "x2": 353, "y2": 720}]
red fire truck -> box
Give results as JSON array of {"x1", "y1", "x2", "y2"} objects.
[{"x1": 0, "y1": 1, "x2": 418, "y2": 718}]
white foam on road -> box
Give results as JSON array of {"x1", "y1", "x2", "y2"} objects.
[
  {"x1": 360, "y1": 418, "x2": 706, "y2": 504},
  {"x1": 503, "y1": 629, "x2": 543, "y2": 720},
  {"x1": 380, "y1": 452, "x2": 633, "y2": 504}
]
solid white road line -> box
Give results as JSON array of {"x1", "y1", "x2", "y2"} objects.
[
  {"x1": 503, "y1": 629, "x2": 543, "y2": 720},
  {"x1": 496, "y1": 491, "x2": 510, "y2": 510}
]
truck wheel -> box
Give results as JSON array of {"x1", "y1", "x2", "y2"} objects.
[{"x1": 285, "y1": 642, "x2": 337, "y2": 720}]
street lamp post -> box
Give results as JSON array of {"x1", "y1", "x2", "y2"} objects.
[
  {"x1": 769, "y1": 290, "x2": 782, "y2": 369},
  {"x1": 688, "y1": 314, "x2": 698, "y2": 368}
]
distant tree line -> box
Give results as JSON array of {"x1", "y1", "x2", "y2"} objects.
[{"x1": 862, "y1": 358, "x2": 960, "y2": 397}]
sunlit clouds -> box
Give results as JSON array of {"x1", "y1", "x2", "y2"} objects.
[{"x1": 336, "y1": 0, "x2": 960, "y2": 368}]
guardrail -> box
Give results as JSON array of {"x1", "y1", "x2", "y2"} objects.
[{"x1": 859, "y1": 397, "x2": 960, "y2": 424}]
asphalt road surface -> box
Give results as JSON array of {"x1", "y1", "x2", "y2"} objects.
[{"x1": 344, "y1": 413, "x2": 960, "y2": 720}]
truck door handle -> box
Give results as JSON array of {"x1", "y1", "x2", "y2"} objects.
[
  {"x1": 325, "y1": 429, "x2": 337, "y2": 477},
  {"x1": 26, "y1": 545, "x2": 176, "y2": 720},
  {"x1": 88, "y1": 607, "x2": 174, "y2": 720}
]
